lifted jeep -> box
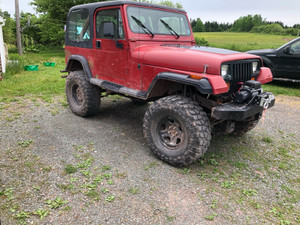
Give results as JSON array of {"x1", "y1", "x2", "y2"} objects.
[{"x1": 62, "y1": 1, "x2": 275, "y2": 167}]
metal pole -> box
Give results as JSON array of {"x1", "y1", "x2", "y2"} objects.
[{"x1": 15, "y1": 0, "x2": 22, "y2": 55}]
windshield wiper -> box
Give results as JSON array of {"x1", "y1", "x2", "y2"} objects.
[
  {"x1": 160, "y1": 19, "x2": 180, "y2": 38},
  {"x1": 131, "y1": 16, "x2": 154, "y2": 37}
]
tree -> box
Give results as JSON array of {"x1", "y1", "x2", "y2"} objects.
[
  {"x1": 231, "y1": 14, "x2": 264, "y2": 32},
  {"x1": 15, "y1": 0, "x2": 22, "y2": 55},
  {"x1": 31, "y1": 0, "x2": 101, "y2": 46},
  {"x1": 133, "y1": 0, "x2": 183, "y2": 9},
  {"x1": 0, "y1": 11, "x2": 16, "y2": 45},
  {"x1": 194, "y1": 18, "x2": 204, "y2": 32}
]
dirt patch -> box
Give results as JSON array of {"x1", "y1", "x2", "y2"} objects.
[{"x1": 0, "y1": 95, "x2": 299, "y2": 224}]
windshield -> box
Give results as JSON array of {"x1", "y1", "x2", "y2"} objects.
[{"x1": 127, "y1": 6, "x2": 191, "y2": 36}]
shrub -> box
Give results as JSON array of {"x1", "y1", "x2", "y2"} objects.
[
  {"x1": 4, "y1": 54, "x2": 25, "y2": 77},
  {"x1": 195, "y1": 37, "x2": 209, "y2": 46}
]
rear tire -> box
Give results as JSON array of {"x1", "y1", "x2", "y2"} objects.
[
  {"x1": 66, "y1": 71, "x2": 101, "y2": 117},
  {"x1": 143, "y1": 95, "x2": 211, "y2": 167}
]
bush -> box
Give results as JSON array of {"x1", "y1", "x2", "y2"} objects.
[
  {"x1": 195, "y1": 37, "x2": 209, "y2": 46},
  {"x1": 4, "y1": 54, "x2": 25, "y2": 77},
  {"x1": 251, "y1": 23, "x2": 284, "y2": 35}
]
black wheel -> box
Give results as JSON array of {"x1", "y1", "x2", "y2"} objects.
[
  {"x1": 66, "y1": 71, "x2": 101, "y2": 117},
  {"x1": 213, "y1": 116, "x2": 260, "y2": 136},
  {"x1": 232, "y1": 116, "x2": 260, "y2": 135},
  {"x1": 143, "y1": 95, "x2": 211, "y2": 167}
]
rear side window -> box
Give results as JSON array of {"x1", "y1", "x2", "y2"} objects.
[{"x1": 68, "y1": 8, "x2": 90, "y2": 42}]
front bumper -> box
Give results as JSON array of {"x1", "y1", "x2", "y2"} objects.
[{"x1": 211, "y1": 92, "x2": 275, "y2": 121}]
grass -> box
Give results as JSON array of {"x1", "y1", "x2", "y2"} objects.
[
  {"x1": 263, "y1": 80, "x2": 300, "y2": 97},
  {"x1": 0, "y1": 49, "x2": 65, "y2": 102},
  {"x1": 194, "y1": 32, "x2": 298, "y2": 52}
]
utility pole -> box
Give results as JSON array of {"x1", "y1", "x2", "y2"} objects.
[{"x1": 15, "y1": 0, "x2": 22, "y2": 55}]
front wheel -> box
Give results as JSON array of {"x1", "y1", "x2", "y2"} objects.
[
  {"x1": 232, "y1": 116, "x2": 260, "y2": 135},
  {"x1": 212, "y1": 115, "x2": 260, "y2": 136},
  {"x1": 143, "y1": 95, "x2": 211, "y2": 167}
]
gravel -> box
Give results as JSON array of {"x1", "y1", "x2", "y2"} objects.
[{"x1": 0, "y1": 95, "x2": 299, "y2": 224}]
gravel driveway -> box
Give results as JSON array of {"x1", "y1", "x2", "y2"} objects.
[{"x1": 0, "y1": 95, "x2": 299, "y2": 224}]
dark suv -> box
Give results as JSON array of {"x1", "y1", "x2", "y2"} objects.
[
  {"x1": 247, "y1": 37, "x2": 300, "y2": 81},
  {"x1": 62, "y1": 1, "x2": 275, "y2": 167}
]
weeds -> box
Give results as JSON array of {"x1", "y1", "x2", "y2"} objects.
[
  {"x1": 65, "y1": 164, "x2": 78, "y2": 174},
  {"x1": 105, "y1": 195, "x2": 116, "y2": 202},
  {"x1": 242, "y1": 189, "x2": 258, "y2": 197},
  {"x1": 205, "y1": 212, "x2": 218, "y2": 221},
  {"x1": 128, "y1": 187, "x2": 139, "y2": 195},
  {"x1": 33, "y1": 209, "x2": 49, "y2": 219},
  {"x1": 45, "y1": 197, "x2": 68, "y2": 209},
  {"x1": 18, "y1": 140, "x2": 34, "y2": 147}
]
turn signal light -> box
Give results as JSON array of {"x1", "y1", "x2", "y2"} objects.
[
  {"x1": 226, "y1": 83, "x2": 230, "y2": 90},
  {"x1": 189, "y1": 74, "x2": 203, "y2": 80}
]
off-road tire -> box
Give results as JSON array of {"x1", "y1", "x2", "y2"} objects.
[
  {"x1": 66, "y1": 71, "x2": 101, "y2": 117},
  {"x1": 213, "y1": 116, "x2": 260, "y2": 136},
  {"x1": 143, "y1": 95, "x2": 211, "y2": 167},
  {"x1": 232, "y1": 117, "x2": 260, "y2": 135}
]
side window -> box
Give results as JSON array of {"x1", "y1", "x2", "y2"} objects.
[
  {"x1": 96, "y1": 9, "x2": 124, "y2": 39},
  {"x1": 68, "y1": 8, "x2": 90, "y2": 42},
  {"x1": 291, "y1": 40, "x2": 300, "y2": 54}
]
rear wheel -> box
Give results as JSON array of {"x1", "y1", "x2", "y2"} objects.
[
  {"x1": 66, "y1": 71, "x2": 101, "y2": 117},
  {"x1": 143, "y1": 95, "x2": 211, "y2": 167}
]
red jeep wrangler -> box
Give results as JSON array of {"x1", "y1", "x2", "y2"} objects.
[{"x1": 62, "y1": 1, "x2": 275, "y2": 166}]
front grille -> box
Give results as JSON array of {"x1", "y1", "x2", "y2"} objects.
[{"x1": 227, "y1": 60, "x2": 260, "y2": 93}]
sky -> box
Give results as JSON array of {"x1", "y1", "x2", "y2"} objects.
[{"x1": 0, "y1": 0, "x2": 300, "y2": 26}]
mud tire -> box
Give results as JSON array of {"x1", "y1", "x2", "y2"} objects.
[
  {"x1": 66, "y1": 71, "x2": 101, "y2": 117},
  {"x1": 143, "y1": 95, "x2": 211, "y2": 167},
  {"x1": 232, "y1": 117, "x2": 260, "y2": 135}
]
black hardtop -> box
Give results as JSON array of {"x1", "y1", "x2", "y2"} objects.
[{"x1": 69, "y1": 0, "x2": 186, "y2": 13}]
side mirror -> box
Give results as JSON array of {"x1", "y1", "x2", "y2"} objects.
[
  {"x1": 103, "y1": 22, "x2": 115, "y2": 38},
  {"x1": 283, "y1": 46, "x2": 294, "y2": 55}
]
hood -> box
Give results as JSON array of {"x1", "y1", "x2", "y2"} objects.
[
  {"x1": 133, "y1": 45, "x2": 261, "y2": 75},
  {"x1": 246, "y1": 49, "x2": 277, "y2": 55}
]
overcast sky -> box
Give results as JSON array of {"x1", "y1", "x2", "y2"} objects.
[{"x1": 1, "y1": 0, "x2": 300, "y2": 26}]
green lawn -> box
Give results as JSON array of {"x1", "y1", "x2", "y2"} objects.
[
  {"x1": 263, "y1": 81, "x2": 300, "y2": 97},
  {"x1": 194, "y1": 32, "x2": 297, "y2": 52},
  {"x1": 0, "y1": 50, "x2": 66, "y2": 102}
]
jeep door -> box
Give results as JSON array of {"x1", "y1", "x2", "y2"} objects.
[
  {"x1": 277, "y1": 39, "x2": 300, "y2": 80},
  {"x1": 93, "y1": 7, "x2": 128, "y2": 83}
]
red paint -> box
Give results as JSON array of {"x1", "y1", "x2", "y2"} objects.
[{"x1": 256, "y1": 67, "x2": 273, "y2": 84}]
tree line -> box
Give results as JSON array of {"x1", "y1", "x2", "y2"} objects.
[
  {"x1": 1, "y1": 0, "x2": 299, "y2": 50},
  {"x1": 191, "y1": 15, "x2": 300, "y2": 36}
]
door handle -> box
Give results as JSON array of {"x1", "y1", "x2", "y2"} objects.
[
  {"x1": 116, "y1": 41, "x2": 124, "y2": 49},
  {"x1": 96, "y1": 40, "x2": 101, "y2": 49}
]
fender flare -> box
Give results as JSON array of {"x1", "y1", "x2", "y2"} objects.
[
  {"x1": 64, "y1": 55, "x2": 93, "y2": 81},
  {"x1": 260, "y1": 56, "x2": 277, "y2": 76},
  {"x1": 260, "y1": 56, "x2": 275, "y2": 69},
  {"x1": 149, "y1": 72, "x2": 213, "y2": 95}
]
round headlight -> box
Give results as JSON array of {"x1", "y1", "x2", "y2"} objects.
[
  {"x1": 221, "y1": 65, "x2": 229, "y2": 77},
  {"x1": 252, "y1": 62, "x2": 258, "y2": 72}
]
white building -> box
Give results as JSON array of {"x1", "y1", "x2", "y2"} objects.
[{"x1": 0, "y1": 16, "x2": 6, "y2": 77}]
